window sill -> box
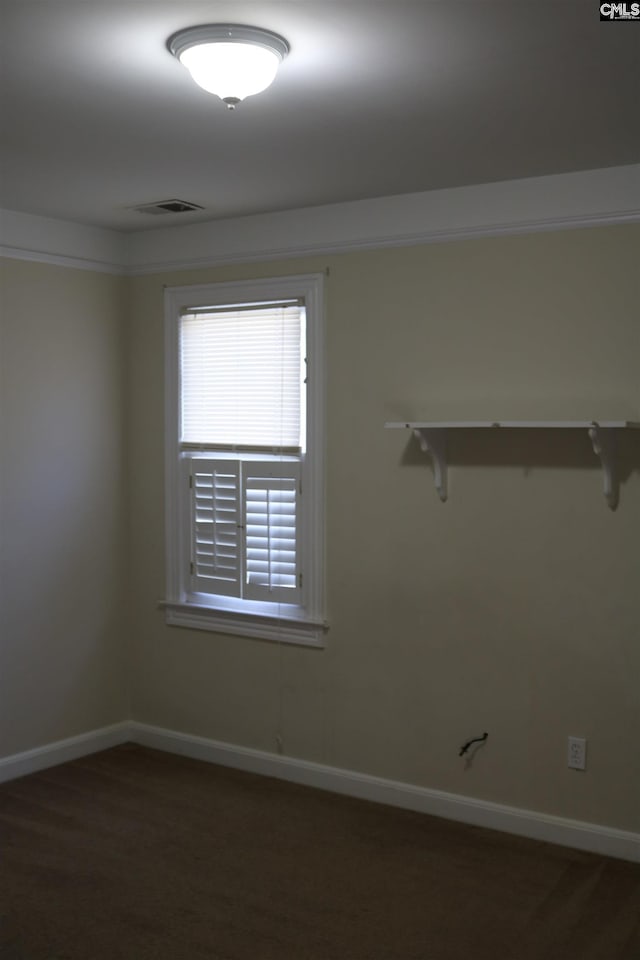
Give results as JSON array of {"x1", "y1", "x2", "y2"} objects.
[{"x1": 161, "y1": 600, "x2": 327, "y2": 647}]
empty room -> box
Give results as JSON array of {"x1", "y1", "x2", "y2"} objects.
[{"x1": 1, "y1": 2, "x2": 639, "y2": 958}]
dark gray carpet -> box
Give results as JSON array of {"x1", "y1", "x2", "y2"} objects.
[{"x1": 1, "y1": 744, "x2": 638, "y2": 959}]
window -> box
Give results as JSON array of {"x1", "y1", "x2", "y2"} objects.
[{"x1": 164, "y1": 274, "x2": 325, "y2": 645}]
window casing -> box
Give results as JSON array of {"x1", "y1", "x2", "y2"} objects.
[{"x1": 164, "y1": 274, "x2": 325, "y2": 645}]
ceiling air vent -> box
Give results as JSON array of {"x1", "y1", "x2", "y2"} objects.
[{"x1": 131, "y1": 199, "x2": 204, "y2": 216}]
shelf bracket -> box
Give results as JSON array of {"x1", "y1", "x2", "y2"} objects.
[
  {"x1": 414, "y1": 428, "x2": 448, "y2": 501},
  {"x1": 588, "y1": 425, "x2": 617, "y2": 510}
]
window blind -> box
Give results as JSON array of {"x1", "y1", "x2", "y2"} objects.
[{"x1": 180, "y1": 302, "x2": 303, "y2": 448}]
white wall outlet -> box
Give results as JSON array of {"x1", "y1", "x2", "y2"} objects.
[{"x1": 568, "y1": 736, "x2": 587, "y2": 770}]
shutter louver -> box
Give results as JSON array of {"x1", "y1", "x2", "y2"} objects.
[
  {"x1": 190, "y1": 459, "x2": 241, "y2": 597},
  {"x1": 244, "y1": 462, "x2": 301, "y2": 603}
]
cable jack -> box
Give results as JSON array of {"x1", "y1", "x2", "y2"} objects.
[{"x1": 459, "y1": 732, "x2": 488, "y2": 757}]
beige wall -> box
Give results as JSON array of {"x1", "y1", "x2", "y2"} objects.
[
  {"x1": 0, "y1": 225, "x2": 637, "y2": 834},
  {"x1": 127, "y1": 224, "x2": 639, "y2": 833},
  {"x1": 0, "y1": 258, "x2": 128, "y2": 755}
]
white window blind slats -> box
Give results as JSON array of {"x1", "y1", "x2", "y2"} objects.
[
  {"x1": 190, "y1": 461, "x2": 241, "y2": 597},
  {"x1": 180, "y1": 305, "x2": 303, "y2": 448}
]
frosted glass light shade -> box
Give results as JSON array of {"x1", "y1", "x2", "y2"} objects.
[
  {"x1": 180, "y1": 43, "x2": 279, "y2": 101},
  {"x1": 168, "y1": 24, "x2": 289, "y2": 108}
]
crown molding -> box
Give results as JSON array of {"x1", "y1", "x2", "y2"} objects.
[
  {"x1": 0, "y1": 208, "x2": 126, "y2": 274},
  {"x1": 2, "y1": 165, "x2": 638, "y2": 276},
  {"x1": 124, "y1": 164, "x2": 639, "y2": 274},
  {"x1": 125, "y1": 210, "x2": 640, "y2": 276}
]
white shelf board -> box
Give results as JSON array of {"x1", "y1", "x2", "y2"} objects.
[
  {"x1": 385, "y1": 420, "x2": 640, "y2": 507},
  {"x1": 385, "y1": 420, "x2": 640, "y2": 429}
]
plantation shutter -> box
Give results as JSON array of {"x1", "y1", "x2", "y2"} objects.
[
  {"x1": 189, "y1": 458, "x2": 242, "y2": 597},
  {"x1": 188, "y1": 458, "x2": 301, "y2": 604},
  {"x1": 180, "y1": 301, "x2": 303, "y2": 449},
  {"x1": 243, "y1": 461, "x2": 301, "y2": 603}
]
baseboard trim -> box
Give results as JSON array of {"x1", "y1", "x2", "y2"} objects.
[
  {"x1": 2, "y1": 721, "x2": 637, "y2": 863},
  {"x1": 0, "y1": 723, "x2": 130, "y2": 783},
  {"x1": 129, "y1": 722, "x2": 640, "y2": 864}
]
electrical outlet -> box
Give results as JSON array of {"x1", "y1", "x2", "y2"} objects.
[{"x1": 568, "y1": 736, "x2": 587, "y2": 770}]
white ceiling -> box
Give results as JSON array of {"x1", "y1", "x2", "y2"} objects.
[{"x1": 1, "y1": 1, "x2": 639, "y2": 233}]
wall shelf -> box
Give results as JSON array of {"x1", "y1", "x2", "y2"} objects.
[{"x1": 385, "y1": 420, "x2": 640, "y2": 508}]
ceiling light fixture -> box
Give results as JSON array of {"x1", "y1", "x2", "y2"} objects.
[{"x1": 168, "y1": 24, "x2": 290, "y2": 110}]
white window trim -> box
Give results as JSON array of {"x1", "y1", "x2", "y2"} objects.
[{"x1": 164, "y1": 273, "x2": 326, "y2": 646}]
